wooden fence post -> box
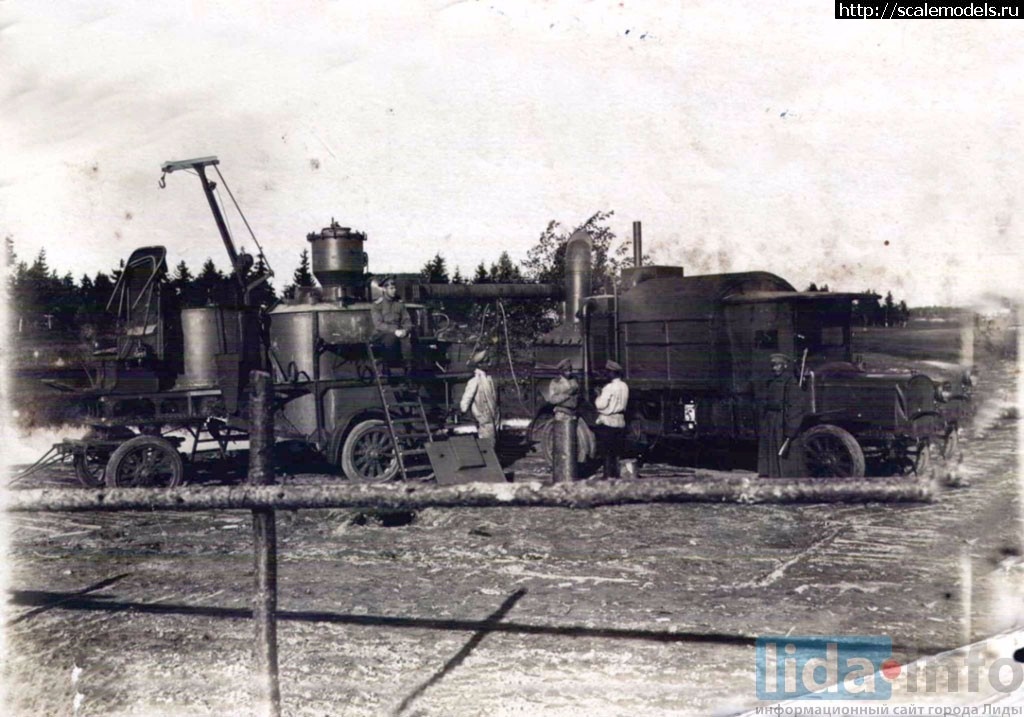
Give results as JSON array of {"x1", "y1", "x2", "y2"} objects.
[
  {"x1": 552, "y1": 413, "x2": 578, "y2": 483},
  {"x1": 248, "y1": 370, "x2": 281, "y2": 717}
]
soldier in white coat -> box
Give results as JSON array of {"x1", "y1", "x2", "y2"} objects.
[
  {"x1": 460, "y1": 349, "x2": 500, "y2": 445},
  {"x1": 595, "y1": 360, "x2": 629, "y2": 478}
]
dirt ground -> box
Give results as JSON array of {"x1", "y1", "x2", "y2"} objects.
[{"x1": 3, "y1": 331, "x2": 1021, "y2": 716}]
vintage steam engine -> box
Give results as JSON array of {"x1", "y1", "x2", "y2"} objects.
[
  {"x1": 40, "y1": 158, "x2": 966, "y2": 487},
  {"x1": 54, "y1": 157, "x2": 567, "y2": 487}
]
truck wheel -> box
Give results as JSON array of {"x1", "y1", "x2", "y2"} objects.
[
  {"x1": 340, "y1": 420, "x2": 399, "y2": 483},
  {"x1": 911, "y1": 439, "x2": 933, "y2": 476},
  {"x1": 941, "y1": 427, "x2": 961, "y2": 463},
  {"x1": 74, "y1": 427, "x2": 133, "y2": 487},
  {"x1": 105, "y1": 435, "x2": 184, "y2": 488},
  {"x1": 74, "y1": 450, "x2": 107, "y2": 487},
  {"x1": 801, "y1": 424, "x2": 865, "y2": 478}
]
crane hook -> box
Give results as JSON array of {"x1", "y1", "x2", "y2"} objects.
[{"x1": 158, "y1": 172, "x2": 167, "y2": 189}]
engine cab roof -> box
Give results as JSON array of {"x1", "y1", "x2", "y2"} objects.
[{"x1": 722, "y1": 291, "x2": 878, "y2": 304}]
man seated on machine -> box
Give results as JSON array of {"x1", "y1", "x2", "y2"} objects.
[{"x1": 370, "y1": 275, "x2": 414, "y2": 375}]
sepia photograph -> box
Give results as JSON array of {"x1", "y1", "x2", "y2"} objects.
[{"x1": 1, "y1": 2, "x2": 1021, "y2": 715}]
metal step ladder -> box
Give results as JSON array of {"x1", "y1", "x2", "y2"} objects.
[{"x1": 366, "y1": 343, "x2": 435, "y2": 481}]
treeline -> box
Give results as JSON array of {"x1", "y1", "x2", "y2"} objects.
[
  {"x1": 10, "y1": 210, "x2": 636, "y2": 342},
  {"x1": 5, "y1": 238, "x2": 290, "y2": 336},
  {"x1": 805, "y1": 282, "x2": 910, "y2": 327}
]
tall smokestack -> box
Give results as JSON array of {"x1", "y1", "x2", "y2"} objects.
[
  {"x1": 633, "y1": 221, "x2": 642, "y2": 268},
  {"x1": 564, "y1": 230, "x2": 592, "y2": 324}
]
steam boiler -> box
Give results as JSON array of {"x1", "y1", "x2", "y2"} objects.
[{"x1": 55, "y1": 156, "x2": 572, "y2": 487}]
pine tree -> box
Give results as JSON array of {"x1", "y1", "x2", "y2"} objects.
[
  {"x1": 195, "y1": 258, "x2": 228, "y2": 305},
  {"x1": 421, "y1": 253, "x2": 449, "y2": 284},
  {"x1": 473, "y1": 262, "x2": 489, "y2": 284},
  {"x1": 282, "y1": 249, "x2": 314, "y2": 300},
  {"x1": 883, "y1": 291, "x2": 895, "y2": 327},
  {"x1": 293, "y1": 249, "x2": 314, "y2": 288},
  {"x1": 171, "y1": 260, "x2": 194, "y2": 303},
  {"x1": 488, "y1": 252, "x2": 522, "y2": 282}
]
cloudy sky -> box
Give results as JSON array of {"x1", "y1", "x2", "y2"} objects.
[{"x1": 1, "y1": 1, "x2": 1021, "y2": 306}]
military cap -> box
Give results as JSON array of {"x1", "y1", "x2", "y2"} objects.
[
  {"x1": 769, "y1": 353, "x2": 792, "y2": 363},
  {"x1": 377, "y1": 275, "x2": 397, "y2": 287},
  {"x1": 467, "y1": 349, "x2": 491, "y2": 367},
  {"x1": 606, "y1": 360, "x2": 623, "y2": 373},
  {"x1": 556, "y1": 358, "x2": 573, "y2": 371}
]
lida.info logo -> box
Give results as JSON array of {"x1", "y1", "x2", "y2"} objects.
[{"x1": 756, "y1": 636, "x2": 899, "y2": 700}]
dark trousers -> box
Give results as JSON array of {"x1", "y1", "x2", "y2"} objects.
[
  {"x1": 374, "y1": 333, "x2": 412, "y2": 368},
  {"x1": 595, "y1": 424, "x2": 625, "y2": 478}
]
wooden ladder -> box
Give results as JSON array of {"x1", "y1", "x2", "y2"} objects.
[{"x1": 366, "y1": 343, "x2": 435, "y2": 481}]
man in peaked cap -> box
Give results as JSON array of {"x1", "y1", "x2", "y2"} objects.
[
  {"x1": 595, "y1": 359, "x2": 629, "y2": 479},
  {"x1": 370, "y1": 275, "x2": 414, "y2": 373},
  {"x1": 460, "y1": 349, "x2": 500, "y2": 445},
  {"x1": 758, "y1": 353, "x2": 805, "y2": 477}
]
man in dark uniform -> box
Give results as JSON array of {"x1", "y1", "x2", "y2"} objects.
[
  {"x1": 370, "y1": 276, "x2": 413, "y2": 371},
  {"x1": 758, "y1": 353, "x2": 804, "y2": 477}
]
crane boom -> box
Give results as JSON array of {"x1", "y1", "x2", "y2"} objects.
[{"x1": 160, "y1": 156, "x2": 271, "y2": 306}]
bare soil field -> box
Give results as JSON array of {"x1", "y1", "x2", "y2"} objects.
[{"x1": 3, "y1": 326, "x2": 1020, "y2": 716}]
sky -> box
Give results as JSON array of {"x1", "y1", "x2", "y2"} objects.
[{"x1": 1, "y1": 0, "x2": 1022, "y2": 306}]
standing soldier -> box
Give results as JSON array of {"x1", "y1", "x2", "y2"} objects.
[
  {"x1": 460, "y1": 349, "x2": 500, "y2": 446},
  {"x1": 547, "y1": 358, "x2": 581, "y2": 481},
  {"x1": 547, "y1": 358, "x2": 579, "y2": 417},
  {"x1": 594, "y1": 360, "x2": 629, "y2": 479},
  {"x1": 370, "y1": 276, "x2": 413, "y2": 373},
  {"x1": 758, "y1": 353, "x2": 804, "y2": 477}
]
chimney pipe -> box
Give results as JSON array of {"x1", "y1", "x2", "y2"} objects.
[
  {"x1": 632, "y1": 221, "x2": 642, "y2": 268},
  {"x1": 564, "y1": 230, "x2": 592, "y2": 324}
]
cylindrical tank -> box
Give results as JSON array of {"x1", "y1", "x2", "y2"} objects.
[
  {"x1": 564, "y1": 230, "x2": 592, "y2": 324},
  {"x1": 307, "y1": 220, "x2": 368, "y2": 300},
  {"x1": 181, "y1": 307, "x2": 260, "y2": 388},
  {"x1": 268, "y1": 302, "x2": 382, "y2": 439}
]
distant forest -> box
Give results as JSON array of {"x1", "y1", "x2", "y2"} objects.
[
  {"x1": 6, "y1": 213, "x2": 914, "y2": 340},
  {"x1": 803, "y1": 282, "x2": 910, "y2": 328}
]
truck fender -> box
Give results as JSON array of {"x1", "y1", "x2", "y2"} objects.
[{"x1": 326, "y1": 409, "x2": 387, "y2": 464}]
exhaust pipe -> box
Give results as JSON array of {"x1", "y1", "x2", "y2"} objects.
[
  {"x1": 564, "y1": 230, "x2": 592, "y2": 324},
  {"x1": 633, "y1": 221, "x2": 642, "y2": 268}
]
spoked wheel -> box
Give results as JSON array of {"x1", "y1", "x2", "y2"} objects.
[
  {"x1": 938, "y1": 426, "x2": 967, "y2": 486},
  {"x1": 340, "y1": 420, "x2": 399, "y2": 483},
  {"x1": 911, "y1": 438, "x2": 933, "y2": 476},
  {"x1": 801, "y1": 424, "x2": 866, "y2": 478},
  {"x1": 73, "y1": 427, "x2": 133, "y2": 487},
  {"x1": 105, "y1": 436, "x2": 184, "y2": 488},
  {"x1": 941, "y1": 427, "x2": 962, "y2": 463},
  {"x1": 73, "y1": 449, "x2": 108, "y2": 487}
]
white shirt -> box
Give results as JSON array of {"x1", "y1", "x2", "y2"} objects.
[
  {"x1": 595, "y1": 378, "x2": 628, "y2": 427},
  {"x1": 460, "y1": 369, "x2": 499, "y2": 425}
]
